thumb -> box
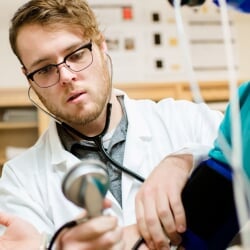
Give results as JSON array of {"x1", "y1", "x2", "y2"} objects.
[{"x1": 0, "y1": 212, "x2": 15, "y2": 227}]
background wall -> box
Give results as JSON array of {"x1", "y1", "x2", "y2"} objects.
[
  {"x1": 0, "y1": 1, "x2": 28, "y2": 88},
  {"x1": 1, "y1": 0, "x2": 250, "y2": 89}
]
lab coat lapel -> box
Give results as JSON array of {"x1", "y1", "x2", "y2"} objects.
[
  {"x1": 122, "y1": 132, "x2": 147, "y2": 206},
  {"x1": 122, "y1": 96, "x2": 151, "y2": 205},
  {"x1": 48, "y1": 121, "x2": 81, "y2": 172}
]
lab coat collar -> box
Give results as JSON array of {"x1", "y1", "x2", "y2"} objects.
[
  {"x1": 114, "y1": 89, "x2": 152, "y2": 139},
  {"x1": 117, "y1": 90, "x2": 153, "y2": 203},
  {"x1": 47, "y1": 121, "x2": 80, "y2": 172}
]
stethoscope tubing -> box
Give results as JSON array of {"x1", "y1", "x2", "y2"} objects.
[
  {"x1": 60, "y1": 103, "x2": 145, "y2": 183},
  {"x1": 27, "y1": 55, "x2": 146, "y2": 248}
]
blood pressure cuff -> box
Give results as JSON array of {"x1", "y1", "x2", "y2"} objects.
[{"x1": 181, "y1": 158, "x2": 240, "y2": 250}]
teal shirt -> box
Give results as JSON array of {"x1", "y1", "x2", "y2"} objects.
[{"x1": 209, "y1": 81, "x2": 250, "y2": 179}]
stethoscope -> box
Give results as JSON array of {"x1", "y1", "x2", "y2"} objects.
[
  {"x1": 27, "y1": 52, "x2": 147, "y2": 249},
  {"x1": 28, "y1": 87, "x2": 145, "y2": 183},
  {"x1": 28, "y1": 87, "x2": 146, "y2": 250},
  {"x1": 61, "y1": 103, "x2": 145, "y2": 182}
]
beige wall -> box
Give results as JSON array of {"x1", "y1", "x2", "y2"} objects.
[
  {"x1": 0, "y1": 1, "x2": 28, "y2": 88},
  {"x1": 0, "y1": 1, "x2": 250, "y2": 88},
  {"x1": 233, "y1": 12, "x2": 250, "y2": 81}
]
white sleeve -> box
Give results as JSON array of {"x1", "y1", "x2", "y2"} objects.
[
  {"x1": 171, "y1": 144, "x2": 211, "y2": 175},
  {"x1": 160, "y1": 100, "x2": 224, "y2": 174}
]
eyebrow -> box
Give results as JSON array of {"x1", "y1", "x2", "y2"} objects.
[{"x1": 29, "y1": 57, "x2": 51, "y2": 70}]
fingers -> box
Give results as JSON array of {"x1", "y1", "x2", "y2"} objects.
[
  {"x1": 167, "y1": 191, "x2": 186, "y2": 234},
  {"x1": 57, "y1": 215, "x2": 123, "y2": 250},
  {"x1": 69, "y1": 216, "x2": 118, "y2": 241},
  {"x1": 135, "y1": 164, "x2": 188, "y2": 249},
  {"x1": 136, "y1": 186, "x2": 171, "y2": 250},
  {"x1": 75, "y1": 198, "x2": 111, "y2": 220},
  {"x1": 144, "y1": 190, "x2": 171, "y2": 249},
  {"x1": 103, "y1": 198, "x2": 112, "y2": 209},
  {"x1": 74, "y1": 225, "x2": 123, "y2": 250},
  {"x1": 136, "y1": 191, "x2": 183, "y2": 250},
  {"x1": 135, "y1": 200, "x2": 154, "y2": 249},
  {"x1": 0, "y1": 212, "x2": 15, "y2": 227},
  {"x1": 156, "y1": 189, "x2": 182, "y2": 246}
]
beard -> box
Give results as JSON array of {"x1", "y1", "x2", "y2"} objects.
[
  {"x1": 40, "y1": 95, "x2": 106, "y2": 126},
  {"x1": 32, "y1": 61, "x2": 112, "y2": 128}
]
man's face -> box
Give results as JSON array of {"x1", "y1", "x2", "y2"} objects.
[{"x1": 17, "y1": 24, "x2": 111, "y2": 130}]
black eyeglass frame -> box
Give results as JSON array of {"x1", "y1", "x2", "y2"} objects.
[{"x1": 26, "y1": 40, "x2": 93, "y2": 88}]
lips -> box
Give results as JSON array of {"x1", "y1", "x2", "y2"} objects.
[{"x1": 67, "y1": 91, "x2": 85, "y2": 102}]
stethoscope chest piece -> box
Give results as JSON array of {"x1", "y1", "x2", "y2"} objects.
[{"x1": 62, "y1": 159, "x2": 109, "y2": 217}]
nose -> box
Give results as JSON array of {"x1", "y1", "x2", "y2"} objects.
[{"x1": 57, "y1": 63, "x2": 76, "y2": 85}]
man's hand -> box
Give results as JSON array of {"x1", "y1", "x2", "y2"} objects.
[
  {"x1": 122, "y1": 224, "x2": 149, "y2": 250},
  {"x1": 0, "y1": 212, "x2": 41, "y2": 250},
  {"x1": 135, "y1": 154, "x2": 193, "y2": 250},
  {"x1": 56, "y1": 215, "x2": 124, "y2": 250},
  {"x1": 56, "y1": 199, "x2": 124, "y2": 250}
]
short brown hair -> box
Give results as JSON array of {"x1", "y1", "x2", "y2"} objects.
[{"x1": 9, "y1": 0, "x2": 103, "y2": 61}]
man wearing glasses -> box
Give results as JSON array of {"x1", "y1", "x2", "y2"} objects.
[{"x1": 0, "y1": 0, "x2": 223, "y2": 249}]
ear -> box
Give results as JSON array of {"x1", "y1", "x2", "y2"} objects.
[
  {"x1": 101, "y1": 40, "x2": 108, "y2": 54},
  {"x1": 98, "y1": 33, "x2": 107, "y2": 52},
  {"x1": 21, "y1": 66, "x2": 32, "y2": 86},
  {"x1": 100, "y1": 40, "x2": 110, "y2": 63}
]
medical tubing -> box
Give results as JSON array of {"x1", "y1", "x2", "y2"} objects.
[
  {"x1": 47, "y1": 220, "x2": 77, "y2": 250},
  {"x1": 62, "y1": 121, "x2": 145, "y2": 182},
  {"x1": 173, "y1": 0, "x2": 203, "y2": 103},
  {"x1": 60, "y1": 104, "x2": 145, "y2": 183},
  {"x1": 172, "y1": 0, "x2": 250, "y2": 248},
  {"x1": 172, "y1": 0, "x2": 233, "y2": 164},
  {"x1": 131, "y1": 237, "x2": 145, "y2": 250},
  {"x1": 61, "y1": 102, "x2": 112, "y2": 140},
  {"x1": 171, "y1": 0, "x2": 233, "y2": 160},
  {"x1": 218, "y1": 0, "x2": 250, "y2": 247},
  {"x1": 95, "y1": 137, "x2": 145, "y2": 182},
  {"x1": 219, "y1": 0, "x2": 242, "y2": 172}
]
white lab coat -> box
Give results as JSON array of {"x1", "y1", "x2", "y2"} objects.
[{"x1": 0, "y1": 90, "x2": 223, "y2": 235}]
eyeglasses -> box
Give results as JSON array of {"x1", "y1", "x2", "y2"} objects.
[{"x1": 26, "y1": 41, "x2": 93, "y2": 88}]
